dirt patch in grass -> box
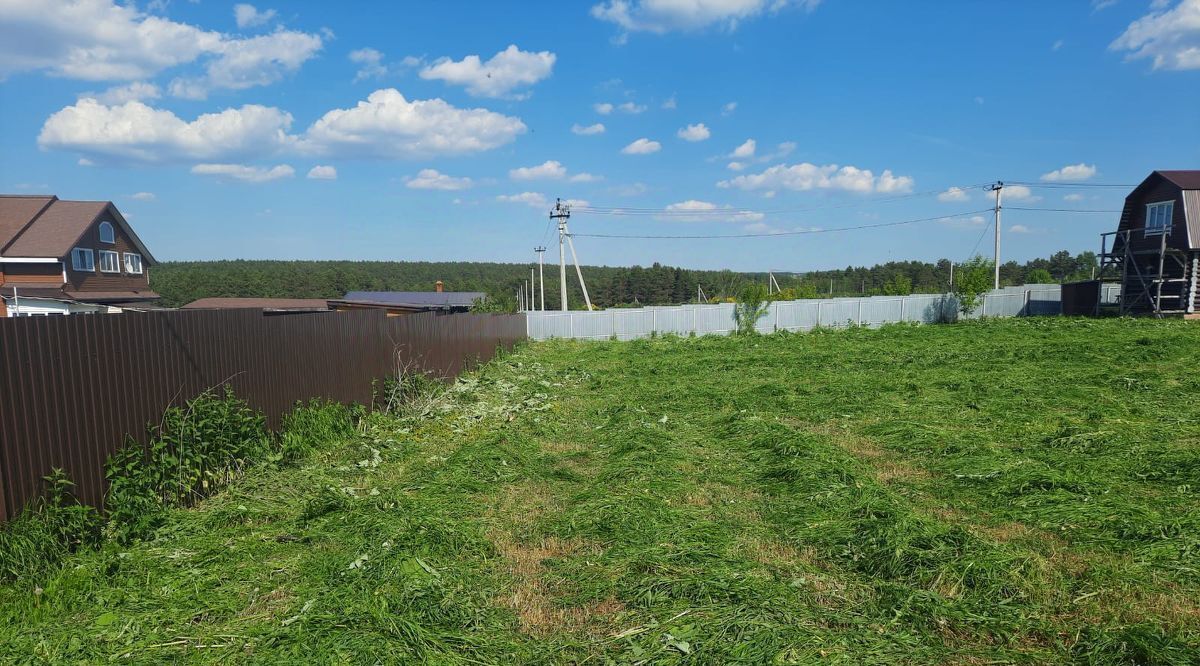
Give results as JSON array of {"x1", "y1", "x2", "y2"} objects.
[{"x1": 492, "y1": 534, "x2": 620, "y2": 636}]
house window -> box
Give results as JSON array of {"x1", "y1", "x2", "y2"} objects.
[
  {"x1": 123, "y1": 252, "x2": 143, "y2": 275},
  {"x1": 99, "y1": 249, "x2": 120, "y2": 273},
  {"x1": 1146, "y1": 200, "x2": 1174, "y2": 235},
  {"x1": 71, "y1": 247, "x2": 95, "y2": 272},
  {"x1": 98, "y1": 221, "x2": 115, "y2": 244}
]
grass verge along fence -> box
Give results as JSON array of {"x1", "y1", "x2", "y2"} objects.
[{"x1": 0, "y1": 308, "x2": 524, "y2": 520}]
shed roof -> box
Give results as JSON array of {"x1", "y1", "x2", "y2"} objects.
[
  {"x1": 339, "y1": 291, "x2": 485, "y2": 308},
  {"x1": 182, "y1": 297, "x2": 330, "y2": 311}
]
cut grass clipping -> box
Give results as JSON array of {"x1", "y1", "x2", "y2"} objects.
[{"x1": 1, "y1": 317, "x2": 1198, "y2": 664}]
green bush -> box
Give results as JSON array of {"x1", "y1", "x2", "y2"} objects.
[
  {"x1": 0, "y1": 469, "x2": 100, "y2": 582},
  {"x1": 953, "y1": 255, "x2": 995, "y2": 315},
  {"x1": 733, "y1": 283, "x2": 770, "y2": 335}
]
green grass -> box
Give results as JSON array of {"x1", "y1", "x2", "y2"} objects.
[{"x1": 2, "y1": 317, "x2": 1199, "y2": 664}]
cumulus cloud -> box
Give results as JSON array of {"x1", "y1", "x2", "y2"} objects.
[
  {"x1": 233, "y1": 4, "x2": 277, "y2": 29},
  {"x1": 1009, "y1": 224, "x2": 1034, "y2": 234},
  {"x1": 570, "y1": 172, "x2": 602, "y2": 183},
  {"x1": 661, "y1": 199, "x2": 764, "y2": 222},
  {"x1": 167, "y1": 29, "x2": 324, "y2": 100},
  {"x1": 419, "y1": 44, "x2": 555, "y2": 98},
  {"x1": 940, "y1": 214, "x2": 986, "y2": 229},
  {"x1": 594, "y1": 102, "x2": 614, "y2": 114},
  {"x1": 1064, "y1": 193, "x2": 1084, "y2": 202},
  {"x1": 129, "y1": 191, "x2": 155, "y2": 200},
  {"x1": 407, "y1": 168, "x2": 472, "y2": 190},
  {"x1": 39, "y1": 89, "x2": 527, "y2": 164},
  {"x1": 938, "y1": 186, "x2": 969, "y2": 202},
  {"x1": 571, "y1": 122, "x2": 605, "y2": 135},
  {"x1": 721, "y1": 101, "x2": 738, "y2": 115},
  {"x1": 730, "y1": 138, "x2": 756, "y2": 158},
  {"x1": 497, "y1": 191, "x2": 549, "y2": 208},
  {"x1": 81, "y1": 81, "x2": 160, "y2": 105},
  {"x1": 349, "y1": 47, "x2": 387, "y2": 81},
  {"x1": 298, "y1": 88, "x2": 527, "y2": 159},
  {"x1": 591, "y1": 0, "x2": 823, "y2": 34},
  {"x1": 718, "y1": 162, "x2": 915, "y2": 194},
  {"x1": 1040, "y1": 163, "x2": 1097, "y2": 181},
  {"x1": 1002, "y1": 184, "x2": 1040, "y2": 201},
  {"x1": 510, "y1": 160, "x2": 568, "y2": 180},
  {"x1": 0, "y1": 0, "x2": 322, "y2": 98},
  {"x1": 677, "y1": 123, "x2": 711, "y2": 141},
  {"x1": 621, "y1": 138, "x2": 661, "y2": 154},
  {"x1": 1111, "y1": 0, "x2": 1200, "y2": 71},
  {"x1": 191, "y1": 163, "x2": 294, "y2": 182},
  {"x1": 307, "y1": 164, "x2": 337, "y2": 179},
  {"x1": 594, "y1": 101, "x2": 645, "y2": 114},
  {"x1": 38, "y1": 98, "x2": 296, "y2": 163}
]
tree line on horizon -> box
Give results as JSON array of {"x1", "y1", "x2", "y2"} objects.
[{"x1": 149, "y1": 250, "x2": 1100, "y2": 310}]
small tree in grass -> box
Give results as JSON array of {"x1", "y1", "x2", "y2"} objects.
[
  {"x1": 733, "y1": 283, "x2": 770, "y2": 335},
  {"x1": 953, "y1": 255, "x2": 995, "y2": 315}
]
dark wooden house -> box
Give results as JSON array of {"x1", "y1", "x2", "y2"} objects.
[{"x1": 1099, "y1": 171, "x2": 1200, "y2": 315}]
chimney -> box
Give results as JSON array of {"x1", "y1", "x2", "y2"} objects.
[{"x1": 435, "y1": 280, "x2": 444, "y2": 293}]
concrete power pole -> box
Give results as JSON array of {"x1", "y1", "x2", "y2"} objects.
[
  {"x1": 987, "y1": 181, "x2": 1004, "y2": 289},
  {"x1": 552, "y1": 200, "x2": 570, "y2": 311},
  {"x1": 535, "y1": 246, "x2": 546, "y2": 311}
]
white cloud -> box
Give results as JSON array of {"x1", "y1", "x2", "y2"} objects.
[
  {"x1": 727, "y1": 161, "x2": 746, "y2": 171},
  {"x1": 167, "y1": 29, "x2": 324, "y2": 100},
  {"x1": 82, "y1": 81, "x2": 160, "y2": 104},
  {"x1": 307, "y1": 164, "x2": 337, "y2": 180},
  {"x1": 621, "y1": 138, "x2": 661, "y2": 154},
  {"x1": 1002, "y1": 184, "x2": 1040, "y2": 201},
  {"x1": 570, "y1": 172, "x2": 602, "y2": 183},
  {"x1": 571, "y1": 122, "x2": 606, "y2": 135},
  {"x1": 38, "y1": 98, "x2": 295, "y2": 163},
  {"x1": 591, "y1": 0, "x2": 822, "y2": 34},
  {"x1": 510, "y1": 160, "x2": 567, "y2": 180},
  {"x1": 876, "y1": 169, "x2": 914, "y2": 194},
  {"x1": 1064, "y1": 193, "x2": 1084, "y2": 202},
  {"x1": 617, "y1": 101, "x2": 646, "y2": 113},
  {"x1": 730, "y1": 138, "x2": 756, "y2": 158},
  {"x1": 1009, "y1": 224, "x2": 1033, "y2": 234},
  {"x1": 1111, "y1": 0, "x2": 1200, "y2": 71},
  {"x1": 0, "y1": 0, "x2": 322, "y2": 98},
  {"x1": 497, "y1": 191, "x2": 548, "y2": 208},
  {"x1": 349, "y1": 47, "x2": 387, "y2": 82},
  {"x1": 661, "y1": 199, "x2": 763, "y2": 222},
  {"x1": 677, "y1": 122, "x2": 711, "y2": 142},
  {"x1": 594, "y1": 102, "x2": 614, "y2": 114},
  {"x1": 1040, "y1": 163, "x2": 1097, "y2": 181},
  {"x1": 129, "y1": 191, "x2": 155, "y2": 200},
  {"x1": 234, "y1": 4, "x2": 276, "y2": 29},
  {"x1": 722, "y1": 101, "x2": 738, "y2": 115},
  {"x1": 938, "y1": 186, "x2": 969, "y2": 202},
  {"x1": 40, "y1": 89, "x2": 526, "y2": 164},
  {"x1": 419, "y1": 44, "x2": 555, "y2": 98},
  {"x1": 299, "y1": 88, "x2": 527, "y2": 159},
  {"x1": 191, "y1": 163, "x2": 294, "y2": 182},
  {"x1": 719, "y1": 162, "x2": 915, "y2": 194},
  {"x1": 661, "y1": 95, "x2": 677, "y2": 109},
  {"x1": 407, "y1": 168, "x2": 472, "y2": 190}
]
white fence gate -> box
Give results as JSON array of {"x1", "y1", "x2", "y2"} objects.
[{"x1": 526, "y1": 285, "x2": 1063, "y2": 341}]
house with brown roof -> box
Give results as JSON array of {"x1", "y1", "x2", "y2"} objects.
[
  {"x1": 1098, "y1": 171, "x2": 1200, "y2": 315},
  {"x1": 0, "y1": 195, "x2": 158, "y2": 316},
  {"x1": 182, "y1": 297, "x2": 331, "y2": 313}
]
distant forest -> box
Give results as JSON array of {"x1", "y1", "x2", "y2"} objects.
[{"x1": 150, "y1": 250, "x2": 1100, "y2": 309}]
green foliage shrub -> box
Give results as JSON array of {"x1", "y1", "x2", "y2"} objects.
[
  {"x1": 733, "y1": 283, "x2": 770, "y2": 335},
  {"x1": 1025, "y1": 268, "x2": 1054, "y2": 284},
  {"x1": 953, "y1": 255, "x2": 995, "y2": 315},
  {"x1": 0, "y1": 470, "x2": 100, "y2": 582}
]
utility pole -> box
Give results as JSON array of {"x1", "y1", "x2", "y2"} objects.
[
  {"x1": 551, "y1": 198, "x2": 592, "y2": 311},
  {"x1": 552, "y1": 199, "x2": 570, "y2": 311},
  {"x1": 949, "y1": 262, "x2": 955, "y2": 290},
  {"x1": 987, "y1": 181, "x2": 1004, "y2": 289},
  {"x1": 534, "y1": 246, "x2": 546, "y2": 311},
  {"x1": 528, "y1": 271, "x2": 534, "y2": 311}
]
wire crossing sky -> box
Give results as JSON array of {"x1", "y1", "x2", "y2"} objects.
[{"x1": 0, "y1": 1, "x2": 1197, "y2": 272}]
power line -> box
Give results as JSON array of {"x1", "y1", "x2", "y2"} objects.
[
  {"x1": 1006, "y1": 206, "x2": 1121, "y2": 213},
  {"x1": 571, "y1": 208, "x2": 995, "y2": 240},
  {"x1": 1005, "y1": 181, "x2": 1135, "y2": 189}
]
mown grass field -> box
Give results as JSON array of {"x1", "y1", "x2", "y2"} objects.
[{"x1": 2, "y1": 318, "x2": 1199, "y2": 664}]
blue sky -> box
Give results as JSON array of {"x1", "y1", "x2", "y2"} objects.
[{"x1": 1, "y1": 0, "x2": 1198, "y2": 272}]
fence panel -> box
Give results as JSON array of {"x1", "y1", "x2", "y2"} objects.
[
  {"x1": 527, "y1": 286, "x2": 1062, "y2": 340},
  {"x1": 0, "y1": 309, "x2": 524, "y2": 520}
]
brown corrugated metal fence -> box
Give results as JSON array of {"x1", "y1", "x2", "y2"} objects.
[{"x1": 0, "y1": 309, "x2": 525, "y2": 520}]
